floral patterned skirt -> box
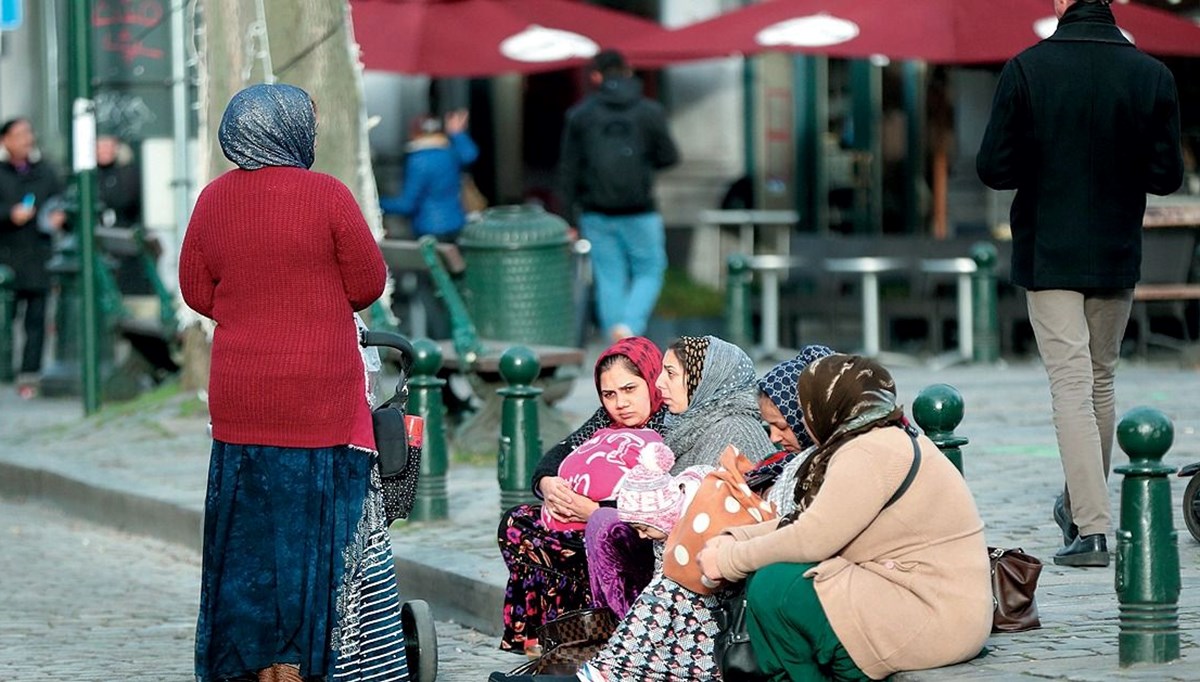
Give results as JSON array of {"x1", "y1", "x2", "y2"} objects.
[{"x1": 496, "y1": 503, "x2": 594, "y2": 652}]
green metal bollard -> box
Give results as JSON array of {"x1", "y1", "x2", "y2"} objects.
[
  {"x1": 912, "y1": 383, "x2": 967, "y2": 475},
  {"x1": 408, "y1": 338, "x2": 449, "y2": 521},
  {"x1": 970, "y1": 242, "x2": 1000, "y2": 364},
  {"x1": 725, "y1": 253, "x2": 753, "y2": 350},
  {"x1": 497, "y1": 345, "x2": 543, "y2": 514},
  {"x1": 0, "y1": 265, "x2": 14, "y2": 383},
  {"x1": 1114, "y1": 407, "x2": 1180, "y2": 667},
  {"x1": 41, "y1": 241, "x2": 118, "y2": 397}
]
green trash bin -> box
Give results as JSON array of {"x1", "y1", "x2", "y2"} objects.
[{"x1": 458, "y1": 205, "x2": 574, "y2": 347}]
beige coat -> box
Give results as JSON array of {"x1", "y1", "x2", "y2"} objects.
[{"x1": 715, "y1": 427, "x2": 993, "y2": 680}]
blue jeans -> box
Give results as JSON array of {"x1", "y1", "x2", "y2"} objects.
[{"x1": 579, "y1": 211, "x2": 667, "y2": 337}]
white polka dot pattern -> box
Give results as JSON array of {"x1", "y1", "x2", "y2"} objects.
[
  {"x1": 663, "y1": 446, "x2": 778, "y2": 595},
  {"x1": 673, "y1": 544, "x2": 690, "y2": 566}
]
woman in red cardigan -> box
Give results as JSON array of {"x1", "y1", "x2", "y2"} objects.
[{"x1": 181, "y1": 83, "x2": 408, "y2": 682}]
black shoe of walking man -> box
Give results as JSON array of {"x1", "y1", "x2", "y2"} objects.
[
  {"x1": 1052, "y1": 493, "x2": 1079, "y2": 546},
  {"x1": 1053, "y1": 533, "x2": 1109, "y2": 567}
]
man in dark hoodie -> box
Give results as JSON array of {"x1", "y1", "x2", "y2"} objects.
[
  {"x1": 560, "y1": 50, "x2": 679, "y2": 342},
  {"x1": 977, "y1": 0, "x2": 1183, "y2": 567}
]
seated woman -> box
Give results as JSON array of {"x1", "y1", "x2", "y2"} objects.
[
  {"x1": 578, "y1": 346, "x2": 834, "y2": 681},
  {"x1": 699, "y1": 354, "x2": 993, "y2": 681},
  {"x1": 584, "y1": 335, "x2": 776, "y2": 618},
  {"x1": 750, "y1": 344, "x2": 835, "y2": 492},
  {"x1": 497, "y1": 337, "x2": 668, "y2": 655}
]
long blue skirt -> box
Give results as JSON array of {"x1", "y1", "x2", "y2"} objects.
[{"x1": 195, "y1": 442, "x2": 409, "y2": 681}]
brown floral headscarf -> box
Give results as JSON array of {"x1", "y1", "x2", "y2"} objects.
[
  {"x1": 670, "y1": 336, "x2": 709, "y2": 402},
  {"x1": 787, "y1": 354, "x2": 904, "y2": 516}
]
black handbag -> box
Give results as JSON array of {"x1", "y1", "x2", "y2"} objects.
[
  {"x1": 713, "y1": 585, "x2": 768, "y2": 681},
  {"x1": 373, "y1": 362, "x2": 422, "y2": 523}
]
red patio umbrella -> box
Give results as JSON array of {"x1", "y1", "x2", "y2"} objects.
[
  {"x1": 619, "y1": 0, "x2": 1200, "y2": 66},
  {"x1": 349, "y1": 0, "x2": 665, "y2": 77}
]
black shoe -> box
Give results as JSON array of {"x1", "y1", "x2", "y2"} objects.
[
  {"x1": 1053, "y1": 493, "x2": 1079, "y2": 546},
  {"x1": 1053, "y1": 533, "x2": 1109, "y2": 567}
]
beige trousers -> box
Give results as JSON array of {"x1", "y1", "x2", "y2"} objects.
[{"x1": 1026, "y1": 288, "x2": 1133, "y2": 537}]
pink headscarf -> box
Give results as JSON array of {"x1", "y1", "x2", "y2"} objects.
[{"x1": 593, "y1": 336, "x2": 665, "y2": 421}]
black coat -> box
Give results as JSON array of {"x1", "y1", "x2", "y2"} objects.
[
  {"x1": 976, "y1": 2, "x2": 1183, "y2": 290},
  {"x1": 0, "y1": 157, "x2": 65, "y2": 291}
]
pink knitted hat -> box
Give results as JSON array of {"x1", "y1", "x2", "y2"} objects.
[{"x1": 618, "y1": 442, "x2": 685, "y2": 536}]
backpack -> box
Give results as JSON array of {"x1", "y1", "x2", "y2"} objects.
[{"x1": 581, "y1": 104, "x2": 653, "y2": 213}]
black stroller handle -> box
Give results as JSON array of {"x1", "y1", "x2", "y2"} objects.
[{"x1": 360, "y1": 330, "x2": 416, "y2": 362}]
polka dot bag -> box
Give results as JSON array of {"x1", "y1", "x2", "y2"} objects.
[{"x1": 663, "y1": 444, "x2": 777, "y2": 595}]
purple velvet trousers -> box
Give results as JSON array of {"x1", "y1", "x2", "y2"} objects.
[{"x1": 584, "y1": 508, "x2": 654, "y2": 618}]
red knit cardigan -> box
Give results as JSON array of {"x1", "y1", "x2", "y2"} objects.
[{"x1": 180, "y1": 167, "x2": 386, "y2": 448}]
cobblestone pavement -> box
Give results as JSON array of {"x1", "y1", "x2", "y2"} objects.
[
  {"x1": 2, "y1": 350, "x2": 1200, "y2": 680},
  {"x1": 0, "y1": 496, "x2": 519, "y2": 682}
]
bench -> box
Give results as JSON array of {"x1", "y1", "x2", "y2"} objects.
[
  {"x1": 378, "y1": 237, "x2": 584, "y2": 454},
  {"x1": 774, "y1": 234, "x2": 1021, "y2": 357}
]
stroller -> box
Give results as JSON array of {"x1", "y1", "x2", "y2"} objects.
[
  {"x1": 1180, "y1": 462, "x2": 1200, "y2": 543},
  {"x1": 361, "y1": 329, "x2": 440, "y2": 682}
]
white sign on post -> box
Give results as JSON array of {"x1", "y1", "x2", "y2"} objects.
[{"x1": 73, "y1": 98, "x2": 97, "y2": 172}]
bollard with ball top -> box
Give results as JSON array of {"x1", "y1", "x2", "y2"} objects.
[
  {"x1": 912, "y1": 383, "x2": 967, "y2": 475},
  {"x1": 408, "y1": 338, "x2": 449, "y2": 521},
  {"x1": 1114, "y1": 406, "x2": 1180, "y2": 667},
  {"x1": 725, "y1": 253, "x2": 753, "y2": 351},
  {"x1": 497, "y1": 345, "x2": 543, "y2": 514},
  {"x1": 970, "y1": 242, "x2": 1000, "y2": 364}
]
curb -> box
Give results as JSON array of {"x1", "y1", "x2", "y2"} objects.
[
  {"x1": 0, "y1": 459, "x2": 204, "y2": 553},
  {"x1": 0, "y1": 458, "x2": 506, "y2": 638}
]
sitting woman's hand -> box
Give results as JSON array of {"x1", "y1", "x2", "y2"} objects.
[
  {"x1": 697, "y1": 535, "x2": 735, "y2": 583},
  {"x1": 540, "y1": 476, "x2": 576, "y2": 520},
  {"x1": 558, "y1": 490, "x2": 601, "y2": 523}
]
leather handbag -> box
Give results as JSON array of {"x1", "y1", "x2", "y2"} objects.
[
  {"x1": 713, "y1": 584, "x2": 769, "y2": 681},
  {"x1": 989, "y1": 547, "x2": 1042, "y2": 633},
  {"x1": 506, "y1": 608, "x2": 618, "y2": 676}
]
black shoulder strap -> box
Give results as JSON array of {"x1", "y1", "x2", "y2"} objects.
[{"x1": 882, "y1": 433, "x2": 922, "y2": 511}]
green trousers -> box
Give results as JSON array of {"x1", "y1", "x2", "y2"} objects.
[{"x1": 745, "y1": 562, "x2": 870, "y2": 682}]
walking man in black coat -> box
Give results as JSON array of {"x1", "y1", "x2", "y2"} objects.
[{"x1": 977, "y1": 0, "x2": 1183, "y2": 566}]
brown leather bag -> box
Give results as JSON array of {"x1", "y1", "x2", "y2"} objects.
[
  {"x1": 507, "y1": 608, "x2": 618, "y2": 675},
  {"x1": 989, "y1": 547, "x2": 1042, "y2": 633}
]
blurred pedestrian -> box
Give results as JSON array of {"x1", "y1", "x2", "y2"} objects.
[
  {"x1": 0, "y1": 118, "x2": 67, "y2": 399},
  {"x1": 380, "y1": 109, "x2": 479, "y2": 339},
  {"x1": 977, "y1": 0, "x2": 1184, "y2": 567},
  {"x1": 96, "y1": 133, "x2": 159, "y2": 319},
  {"x1": 181, "y1": 83, "x2": 409, "y2": 681},
  {"x1": 560, "y1": 49, "x2": 679, "y2": 342}
]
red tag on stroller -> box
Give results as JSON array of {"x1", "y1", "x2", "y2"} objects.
[{"x1": 405, "y1": 415, "x2": 424, "y2": 448}]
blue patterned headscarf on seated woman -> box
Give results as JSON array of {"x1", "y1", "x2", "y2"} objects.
[
  {"x1": 218, "y1": 83, "x2": 316, "y2": 170},
  {"x1": 758, "y1": 344, "x2": 836, "y2": 443}
]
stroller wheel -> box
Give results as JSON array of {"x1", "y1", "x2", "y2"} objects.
[
  {"x1": 401, "y1": 599, "x2": 438, "y2": 682},
  {"x1": 1184, "y1": 475, "x2": 1200, "y2": 544}
]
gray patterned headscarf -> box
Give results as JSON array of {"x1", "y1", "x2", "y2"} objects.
[
  {"x1": 218, "y1": 83, "x2": 316, "y2": 170},
  {"x1": 664, "y1": 335, "x2": 774, "y2": 472}
]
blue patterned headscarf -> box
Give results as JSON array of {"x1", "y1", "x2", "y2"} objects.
[
  {"x1": 758, "y1": 345, "x2": 835, "y2": 438},
  {"x1": 218, "y1": 83, "x2": 316, "y2": 170}
]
